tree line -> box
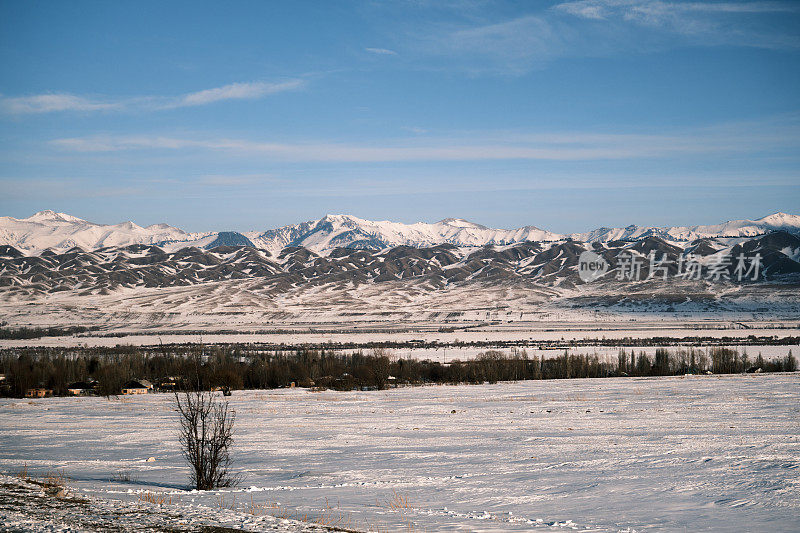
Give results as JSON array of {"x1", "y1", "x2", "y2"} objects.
[
  {"x1": 0, "y1": 344, "x2": 795, "y2": 397},
  {"x1": 0, "y1": 325, "x2": 95, "y2": 340}
]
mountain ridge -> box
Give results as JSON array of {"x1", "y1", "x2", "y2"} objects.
[
  {"x1": 1, "y1": 210, "x2": 799, "y2": 256},
  {"x1": 1, "y1": 230, "x2": 798, "y2": 331}
]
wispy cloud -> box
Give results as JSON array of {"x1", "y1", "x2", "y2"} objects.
[
  {"x1": 555, "y1": 0, "x2": 800, "y2": 44},
  {"x1": 175, "y1": 81, "x2": 303, "y2": 107},
  {"x1": 0, "y1": 177, "x2": 144, "y2": 200},
  {"x1": 195, "y1": 173, "x2": 277, "y2": 186},
  {"x1": 365, "y1": 47, "x2": 398, "y2": 55},
  {"x1": 50, "y1": 114, "x2": 800, "y2": 163},
  {"x1": 433, "y1": 15, "x2": 564, "y2": 74},
  {"x1": 416, "y1": 1, "x2": 800, "y2": 74},
  {"x1": 0, "y1": 80, "x2": 304, "y2": 115},
  {"x1": 0, "y1": 94, "x2": 123, "y2": 114},
  {"x1": 556, "y1": 0, "x2": 797, "y2": 21},
  {"x1": 402, "y1": 126, "x2": 429, "y2": 135}
]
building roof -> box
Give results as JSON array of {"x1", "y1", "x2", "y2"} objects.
[
  {"x1": 67, "y1": 381, "x2": 96, "y2": 389},
  {"x1": 122, "y1": 379, "x2": 153, "y2": 389}
]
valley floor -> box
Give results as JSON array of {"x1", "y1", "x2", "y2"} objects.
[
  {"x1": 2, "y1": 320, "x2": 799, "y2": 350},
  {"x1": 1, "y1": 374, "x2": 799, "y2": 532}
]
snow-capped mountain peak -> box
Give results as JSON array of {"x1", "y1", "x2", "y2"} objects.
[
  {"x1": 25, "y1": 210, "x2": 87, "y2": 223},
  {"x1": 0, "y1": 211, "x2": 209, "y2": 254},
  {"x1": 1, "y1": 210, "x2": 799, "y2": 255},
  {"x1": 437, "y1": 218, "x2": 488, "y2": 230},
  {"x1": 246, "y1": 214, "x2": 564, "y2": 253},
  {"x1": 146, "y1": 223, "x2": 185, "y2": 232},
  {"x1": 756, "y1": 212, "x2": 799, "y2": 227}
]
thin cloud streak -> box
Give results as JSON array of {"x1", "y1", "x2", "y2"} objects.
[
  {"x1": 195, "y1": 173, "x2": 278, "y2": 186},
  {"x1": 556, "y1": 0, "x2": 798, "y2": 20},
  {"x1": 50, "y1": 119, "x2": 800, "y2": 162},
  {"x1": 365, "y1": 47, "x2": 399, "y2": 55},
  {"x1": 176, "y1": 81, "x2": 303, "y2": 107},
  {"x1": 0, "y1": 178, "x2": 144, "y2": 200},
  {"x1": 0, "y1": 94, "x2": 123, "y2": 114},
  {"x1": 418, "y1": 0, "x2": 800, "y2": 74},
  {"x1": 0, "y1": 80, "x2": 304, "y2": 114}
]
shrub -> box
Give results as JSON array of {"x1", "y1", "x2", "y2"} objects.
[{"x1": 175, "y1": 390, "x2": 238, "y2": 490}]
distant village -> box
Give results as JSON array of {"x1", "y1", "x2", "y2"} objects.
[
  {"x1": 14, "y1": 377, "x2": 236, "y2": 399},
  {"x1": 22, "y1": 378, "x2": 157, "y2": 398},
  {"x1": 1, "y1": 341, "x2": 796, "y2": 399}
]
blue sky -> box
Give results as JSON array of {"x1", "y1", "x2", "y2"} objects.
[{"x1": 1, "y1": 0, "x2": 798, "y2": 233}]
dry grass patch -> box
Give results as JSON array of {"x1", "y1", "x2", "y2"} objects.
[
  {"x1": 111, "y1": 469, "x2": 139, "y2": 483},
  {"x1": 136, "y1": 491, "x2": 173, "y2": 505},
  {"x1": 244, "y1": 494, "x2": 279, "y2": 516},
  {"x1": 42, "y1": 470, "x2": 69, "y2": 490},
  {"x1": 16, "y1": 463, "x2": 30, "y2": 481},
  {"x1": 215, "y1": 493, "x2": 236, "y2": 511},
  {"x1": 386, "y1": 490, "x2": 412, "y2": 511}
]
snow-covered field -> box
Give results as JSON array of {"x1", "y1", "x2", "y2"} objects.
[
  {"x1": 2, "y1": 325, "x2": 799, "y2": 349},
  {"x1": 2, "y1": 374, "x2": 799, "y2": 532},
  {"x1": 0, "y1": 473, "x2": 329, "y2": 532}
]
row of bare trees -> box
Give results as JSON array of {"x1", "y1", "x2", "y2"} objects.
[
  {"x1": 1, "y1": 346, "x2": 796, "y2": 397},
  {"x1": 617, "y1": 347, "x2": 796, "y2": 376}
]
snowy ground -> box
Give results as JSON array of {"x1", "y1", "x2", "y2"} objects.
[
  {"x1": 1, "y1": 374, "x2": 799, "y2": 532},
  {"x1": 0, "y1": 473, "x2": 328, "y2": 532},
  {"x1": 2, "y1": 325, "x2": 799, "y2": 349}
]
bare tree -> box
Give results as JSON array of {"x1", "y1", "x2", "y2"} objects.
[
  {"x1": 175, "y1": 390, "x2": 238, "y2": 490},
  {"x1": 367, "y1": 348, "x2": 392, "y2": 389}
]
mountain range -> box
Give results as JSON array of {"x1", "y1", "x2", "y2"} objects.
[
  {"x1": 2, "y1": 210, "x2": 799, "y2": 331},
  {"x1": 2, "y1": 210, "x2": 799, "y2": 256}
]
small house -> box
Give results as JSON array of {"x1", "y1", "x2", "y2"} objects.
[
  {"x1": 121, "y1": 379, "x2": 154, "y2": 395},
  {"x1": 25, "y1": 387, "x2": 53, "y2": 398},
  {"x1": 158, "y1": 376, "x2": 181, "y2": 392},
  {"x1": 66, "y1": 381, "x2": 96, "y2": 396}
]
